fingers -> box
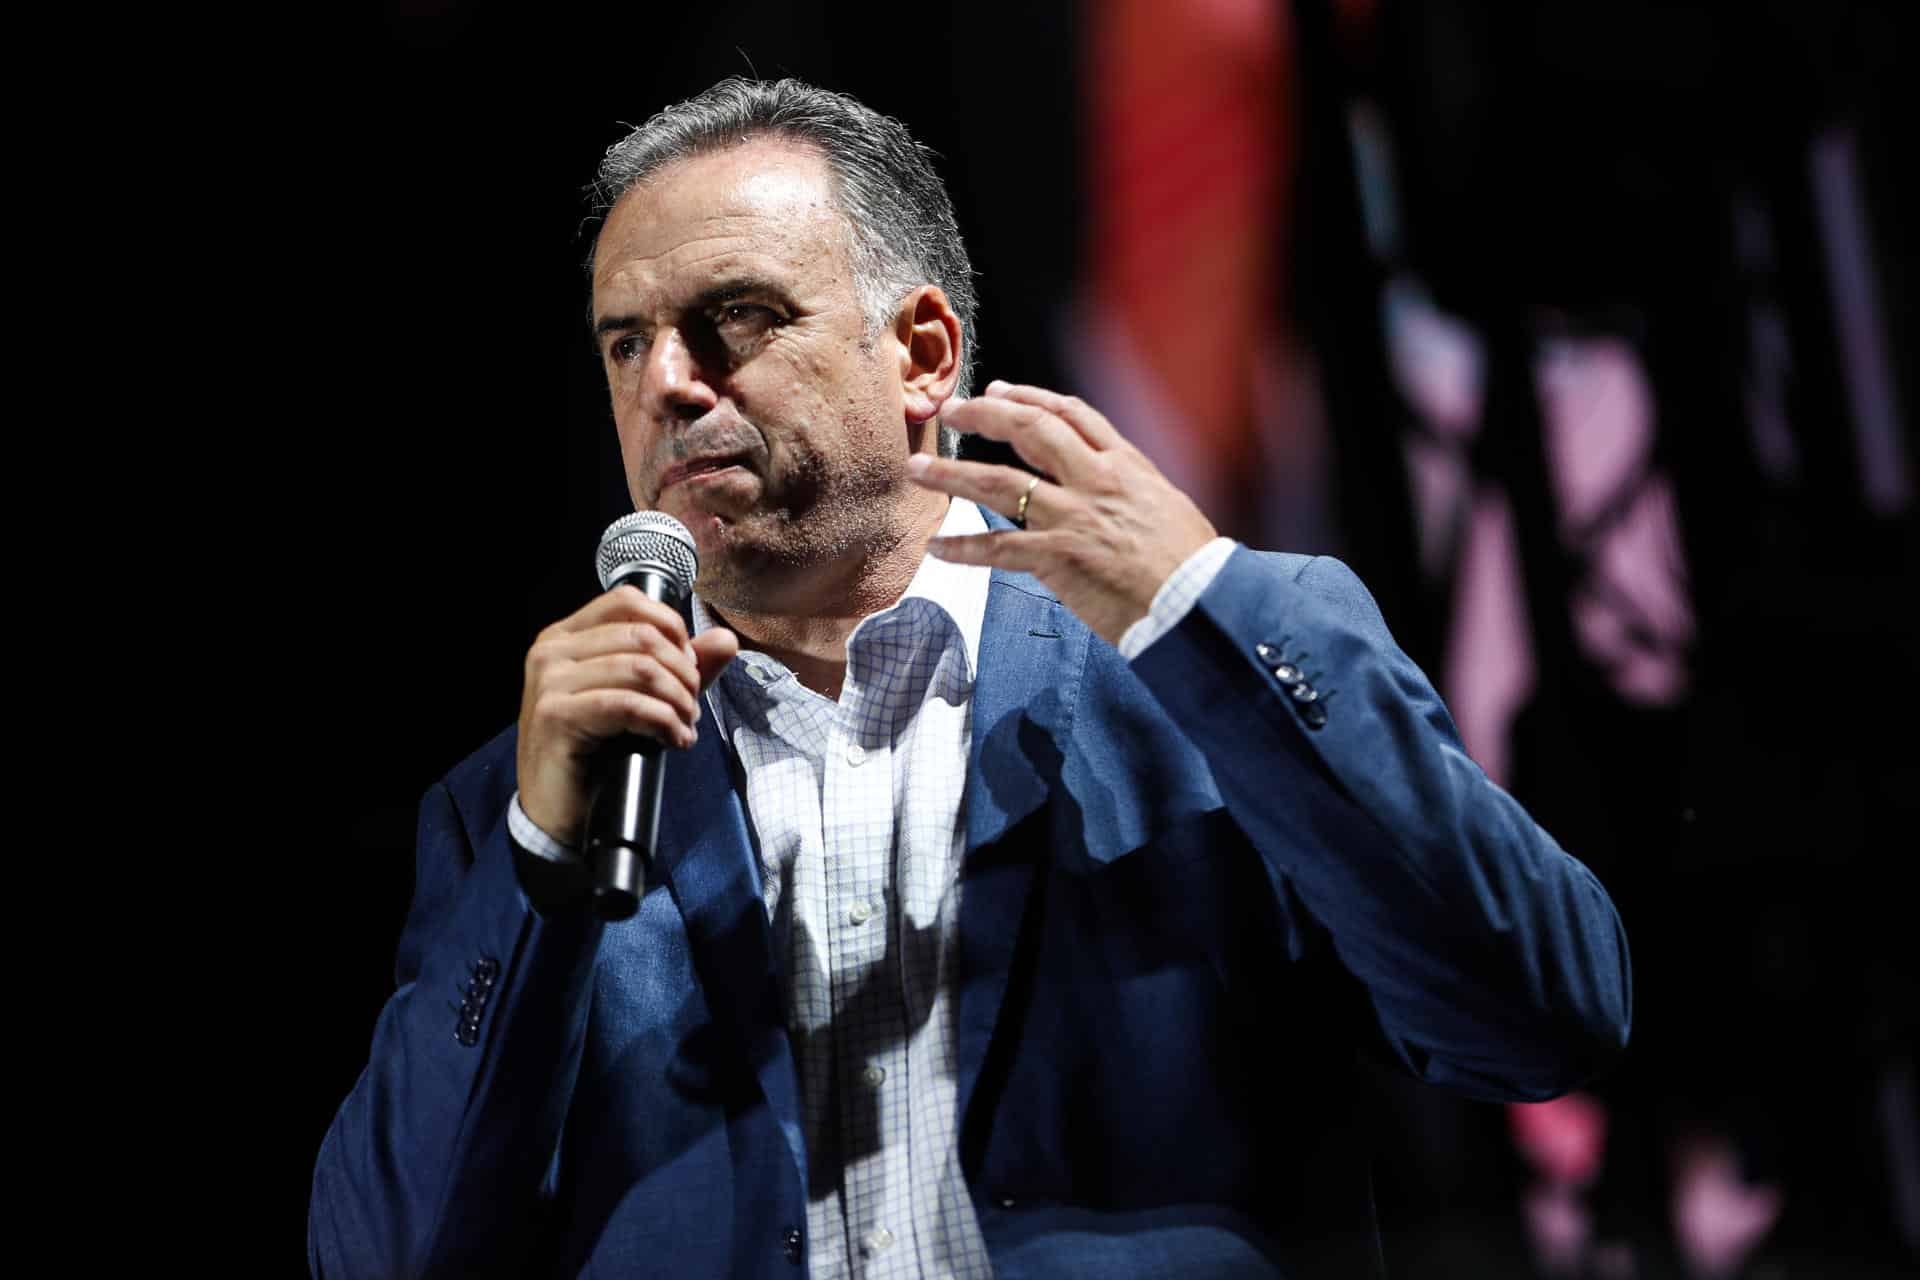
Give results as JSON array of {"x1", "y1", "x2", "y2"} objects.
[
  {"x1": 543, "y1": 650, "x2": 701, "y2": 724},
  {"x1": 528, "y1": 584, "x2": 709, "y2": 686},
  {"x1": 943, "y1": 397, "x2": 1083, "y2": 484},
  {"x1": 905, "y1": 454, "x2": 1053, "y2": 527},
  {"x1": 551, "y1": 584, "x2": 692, "y2": 645},
  {"x1": 538, "y1": 614, "x2": 696, "y2": 674},
  {"x1": 984, "y1": 380, "x2": 1127, "y2": 450},
  {"x1": 941, "y1": 380, "x2": 1128, "y2": 483},
  {"x1": 528, "y1": 621, "x2": 700, "y2": 731},
  {"x1": 522, "y1": 585, "x2": 712, "y2": 750},
  {"x1": 517, "y1": 585, "x2": 718, "y2": 844},
  {"x1": 533, "y1": 686, "x2": 702, "y2": 751},
  {"x1": 926, "y1": 529, "x2": 1063, "y2": 575}
]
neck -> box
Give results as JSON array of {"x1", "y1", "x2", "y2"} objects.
[{"x1": 709, "y1": 494, "x2": 950, "y2": 702}]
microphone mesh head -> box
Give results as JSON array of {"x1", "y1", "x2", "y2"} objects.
[{"x1": 596, "y1": 511, "x2": 698, "y2": 598}]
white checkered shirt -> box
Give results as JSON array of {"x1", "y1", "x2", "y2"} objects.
[
  {"x1": 509, "y1": 509, "x2": 1234, "y2": 1278},
  {"x1": 692, "y1": 496, "x2": 994, "y2": 1279}
]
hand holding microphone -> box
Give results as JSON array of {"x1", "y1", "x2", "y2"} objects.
[{"x1": 515, "y1": 513, "x2": 738, "y2": 918}]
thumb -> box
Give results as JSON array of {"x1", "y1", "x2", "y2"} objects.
[{"x1": 690, "y1": 627, "x2": 740, "y2": 690}]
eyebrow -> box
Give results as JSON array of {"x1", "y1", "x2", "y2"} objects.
[{"x1": 592, "y1": 278, "x2": 787, "y2": 340}]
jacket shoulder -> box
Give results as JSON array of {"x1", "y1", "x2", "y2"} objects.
[{"x1": 1242, "y1": 548, "x2": 1317, "y2": 579}]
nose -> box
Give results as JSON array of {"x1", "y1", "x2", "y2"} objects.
[{"x1": 643, "y1": 327, "x2": 719, "y2": 421}]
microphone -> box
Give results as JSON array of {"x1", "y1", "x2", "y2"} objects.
[{"x1": 585, "y1": 512, "x2": 700, "y2": 921}]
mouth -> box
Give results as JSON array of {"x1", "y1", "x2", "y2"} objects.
[{"x1": 657, "y1": 454, "x2": 752, "y2": 494}]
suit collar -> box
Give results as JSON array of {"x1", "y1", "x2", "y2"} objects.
[
  {"x1": 954, "y1": 561, "x2": 1090, "y2": 1132},
  {"x1": 964, "y1": 566, "x2": 1088, "y2": 852}
]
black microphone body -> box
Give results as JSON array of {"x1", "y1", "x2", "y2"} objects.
[{"x1": 585, "y1": 516, "x2": 699, "y2": 921}]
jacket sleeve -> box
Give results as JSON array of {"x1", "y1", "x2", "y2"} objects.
[
  {"x1": 309, "y1": 773, "x2": 605, "y2": 1279},
  {"x1": 1128, "y1": 548, "x2": 1632, "y2": 1101}
]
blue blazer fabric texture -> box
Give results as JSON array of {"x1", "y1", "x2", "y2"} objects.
[{"x1": 311, "y1": 546, "x2": 1632, "y2": 1278}]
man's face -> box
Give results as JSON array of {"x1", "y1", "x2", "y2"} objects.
[{"x1": 591, "y1": 140, "x2": 914, "y2": 611}]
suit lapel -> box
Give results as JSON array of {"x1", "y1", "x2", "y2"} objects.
[
  {"x1": 956, "y1": 566, "x2": 1090, "y2": 1128},
  {"x1": 649, "y1": 727, "x2": 807, "y2": 1184},
  {"x1": 643, "y1": 553, "x2": 1099, "y2": 1184}
]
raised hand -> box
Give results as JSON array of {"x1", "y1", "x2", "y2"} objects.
[{"x1": 907, "y1": 381, "x2": 1218, "y2": 647}]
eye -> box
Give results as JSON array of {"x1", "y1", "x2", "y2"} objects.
[
  {"x1": 712, "y1": 303, "x2": 778, "y2": 339},
  {"x1": 608, "y1": 333, "x2": 648, "y2": 365}
]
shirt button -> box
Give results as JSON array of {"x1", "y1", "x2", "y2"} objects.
[
  {"x1": 862, "y1": 1226, "x2": 895, "y2": 1255},
  {"x1": 862, "y1": 1064, "x2": 886, "y2": 1088},
  {"x1": 845, "y1": 742, "x2": 867, "y2": 766},
  {"x1": 848, "y1": 900, "x2": 875, "y2": 925}
]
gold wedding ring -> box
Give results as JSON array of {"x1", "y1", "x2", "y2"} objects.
[{"x1": 1015, "y1": 474, "x2": 1040, "y2": 528}]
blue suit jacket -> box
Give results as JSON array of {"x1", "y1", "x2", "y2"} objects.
[{"x1": 311, "y1": 548, "x2": 1631, "y2": 1278}]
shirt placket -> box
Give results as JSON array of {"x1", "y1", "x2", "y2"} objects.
[
  {"x1": 720, "y1": 667, "x2": 850, "y2": 1278},
  {"x1": 824, "y1": 632, "x2": 916, "y2": 1277}
]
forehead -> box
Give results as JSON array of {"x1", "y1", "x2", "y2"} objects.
[{"x1": 591, "y1": 140, "x2": 852, "y2": 310}]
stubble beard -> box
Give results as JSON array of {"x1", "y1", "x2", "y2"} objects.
[{"x1": 691, "y1": 428, "x2": 910, "y2": 620}]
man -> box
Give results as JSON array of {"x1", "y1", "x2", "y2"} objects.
[{"x1": 311, "y1": 79, "x2": 1630, "y2": 1278}]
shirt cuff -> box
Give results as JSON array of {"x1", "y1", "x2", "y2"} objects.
[
  {"x1": 1116, "y1": 537, "x2": 1238, "y2": 661},
  {"x1": 509, "y1": 791, "x2": 580, "y2": 863}
]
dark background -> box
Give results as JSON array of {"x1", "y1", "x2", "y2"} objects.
[
  {"x1": 276, "y1": 2, "x2": 1916, "y2": 1275},
  {"x1": 281, "y1": 1, "x2": 1086, "y2": 1267}
]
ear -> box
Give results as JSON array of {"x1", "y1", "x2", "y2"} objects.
[{"x1": 895, "y1": 285, "x2": 963, "y2": 424}]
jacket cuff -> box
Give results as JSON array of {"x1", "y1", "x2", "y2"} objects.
[
  {"x1": 508, "y1": 791, "x2": 588, "y2": 916},
  {"x1": 1117, "y1": 536, "x2": 1238, "y2": 660}
]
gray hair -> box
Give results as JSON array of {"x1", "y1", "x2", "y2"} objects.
[{"x1": 590, "y1": 78, "x2": 977, "y2": 458}]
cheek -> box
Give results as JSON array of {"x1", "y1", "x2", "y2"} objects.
[
  {"x1": 843, "y1": 359, "x2": 907, "y2": 445},
  {"x1": 610, "y1": 408, "x2": 641, "y2": 460},
  {"x1": 757, "y1": 341, "x2": 832, "y2": 397},
  {"x1": 610, "y1": 411, "x2": 658, "y2": 488}
]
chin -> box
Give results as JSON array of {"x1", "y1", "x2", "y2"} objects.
[
  {"x1": 644, "y1": 495, "x2": 735, "y2": 554},
  {"x1": 682, "y1": 514, "x2": 766, "y2": 587},
  {"x1": 680, "y1": 508, "x2": 731, "y2": 546}
]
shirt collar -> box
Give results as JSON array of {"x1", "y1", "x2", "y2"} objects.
[{"x1": 690, "y1": 497, "x2": 991, "y2": 688}]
